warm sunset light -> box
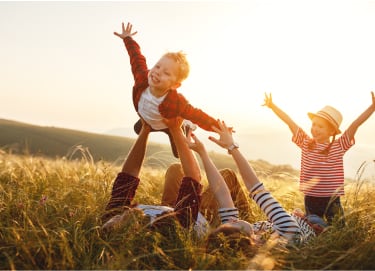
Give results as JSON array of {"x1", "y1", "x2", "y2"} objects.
[{"x1": 1, "y1": 0, "x2": 375, "y2": 178}]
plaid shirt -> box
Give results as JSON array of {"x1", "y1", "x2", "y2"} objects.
[
  {"x1": 103, "y1": 172, "x2": 203, "y2": 229},
  {"x1": 123, "y1": 37, "x2": 219, "y2": 132}
]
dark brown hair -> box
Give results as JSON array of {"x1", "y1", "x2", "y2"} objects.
[{"x1": 206, "y1": 226, "x2": 257, "y2": 257}]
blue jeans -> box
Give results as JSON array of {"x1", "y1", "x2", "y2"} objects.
[
  {"x1": 304, "y1": 195, "x2": 345, "y2": 227},
  {"x1": 134, "y1": 118, "x2": 179, "y2": 158}
]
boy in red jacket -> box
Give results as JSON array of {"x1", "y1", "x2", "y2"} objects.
[{"x1": 114, "y1": 21, "x2": 219, "y2": 157}]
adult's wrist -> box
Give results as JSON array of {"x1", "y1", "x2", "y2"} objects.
[{"x1": 227, "y1": 142, "x2": 239, "y2": 154}]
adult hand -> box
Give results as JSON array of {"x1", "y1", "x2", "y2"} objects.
[
  {"x1": 208, "y1": 120, "x2": 235, "y2": 150},
  {"x1": 138, "y1": 115, "x2": 151, "y2": 134},
  {"x1": 186, "y1": 132, "x2": 206, "y2": 155},
  {"x1": 114, "y1": 22, "x2": 138, "y2": 39},
  {"x1": 163, "y1": 117, "x2": 183, "y2": 132}
]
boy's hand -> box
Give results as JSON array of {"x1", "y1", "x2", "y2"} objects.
[
  {"x1": 182, "y1": 120, "x2": 197, "y2": 136},
  {"x1": 114, "y1": 22, "x2": 138, "y2": 39},
  {"x1": 262, "y1": 92, "x2": 273, "y2": 108}
]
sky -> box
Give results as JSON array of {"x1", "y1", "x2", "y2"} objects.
[{"x1": 1, "y1": 0, "x2": 375, "y2": 178}]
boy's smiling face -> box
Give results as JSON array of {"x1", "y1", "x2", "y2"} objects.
[{"x1": 148, "y1": 56, "x2": 181, "y2": 97}]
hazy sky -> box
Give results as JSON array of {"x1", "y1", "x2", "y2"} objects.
[{"x1": 1, "y1": 0, "x2": 375, "y2": 178}]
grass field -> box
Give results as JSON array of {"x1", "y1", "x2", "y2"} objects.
[{"x1": 0, "y1": 150, "x2": 374, "y2": 270}]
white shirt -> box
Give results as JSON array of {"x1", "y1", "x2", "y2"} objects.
[
  {"x1": 137, "y1": 204, "x2": 209, "y2": 238},
  {"x1": 138, "y1": 87, "x2": 168, "y2": 130}
]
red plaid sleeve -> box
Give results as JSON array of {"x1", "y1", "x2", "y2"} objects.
[
  {"x1": 159, "y1": 90, "x2": 219, "y2": 131},
  {"x1": 123, "y1": 37, "x2": 149, "y2": 111},
  {"x1": 101, "y1": 172, "x2": 140, "y2": 223},
  {"x1": 180, "y1": 103, "x2": 219, "y2": 131},
  {"x1": 174, "y1": 177, "x2": 203, "y2": 228}
]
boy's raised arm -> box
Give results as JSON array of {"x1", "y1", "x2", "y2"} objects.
[{"x1": 114, "y1": 21, "x2": 138, "y2": 40}]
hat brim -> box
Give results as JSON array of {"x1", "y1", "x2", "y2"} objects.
[{"x1": 307, "y1": 112, "x2": 342, "y2": 135}]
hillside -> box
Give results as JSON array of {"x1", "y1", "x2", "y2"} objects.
[
  {"x1": 0, "y1": 118, "x2": 299, "y2": 177},
  {"x1": 0, "y1": 118, "x2": 175, "y2": 168}
]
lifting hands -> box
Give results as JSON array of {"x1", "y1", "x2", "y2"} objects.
[
  {"x1": 114, "y1": 21, "x2": 138, "y2": 39},
  {"x1": 208, "y1": 120, "x2": 236, "y2": 151}
]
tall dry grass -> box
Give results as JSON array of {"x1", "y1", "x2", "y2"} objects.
[{"x1": 0, "y1": 150, "x2": 374, "y2": 270}]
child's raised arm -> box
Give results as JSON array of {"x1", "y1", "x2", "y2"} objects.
[
  {"x1": 346, "y1": 91, "x2": 375, "y2": 141},
  {"x1": 114, "y1": 21, "x2": 138, "y2": 40},
  {"x1": 263, "y1": 92, "x2": 299, "y2": 135}
]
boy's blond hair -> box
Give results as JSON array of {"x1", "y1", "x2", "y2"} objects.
[{"x1": 163, "y1": 51, "x2": 190, "y2": 83}]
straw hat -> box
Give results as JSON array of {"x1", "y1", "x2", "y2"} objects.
[{"x1": 307, "y1": 105, "x2": 342, "y2": 135}]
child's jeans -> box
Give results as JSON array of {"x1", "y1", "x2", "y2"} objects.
[
  {"x1": 134, "y1": 118, "x2": 179, "y2": 158},
  {"x1": 304, "y1": 195, "x2": 345, "y2": 227}
]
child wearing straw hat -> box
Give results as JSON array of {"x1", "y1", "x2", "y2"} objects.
[{"x1": 263, "y1": 92, "x2": 375, "y2": 226}]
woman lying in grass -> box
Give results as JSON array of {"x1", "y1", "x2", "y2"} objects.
[
  {"x1": 101, "y1": 117, "x2": 250, "y2": 235},
  {"x1": 187, "y1": 120, "x2": 328, "y2": 254},
  {"x1": 101, "y1": 116, "x2": 327, "y2": 256},
  {"x1": 100, "y1": 117, "x2": 208, "y2": 235}
]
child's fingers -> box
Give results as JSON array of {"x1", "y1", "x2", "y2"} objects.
[{"x1": 126, "y1": 22, "x2": 131, "y2": 31}]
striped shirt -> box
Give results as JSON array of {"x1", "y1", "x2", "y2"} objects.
[
  {"x1": 219, "y1": 183, "x2": 316, "y2": 245},
  {"x1": 293, "y1": 128, "x2": 354, "y2": 197},
  {"x1": 218, "y1": 207, "x2": 240, "y2": 223},
  {"x1": 250, "y1": 183, "x2": 316, "y2": 245}
]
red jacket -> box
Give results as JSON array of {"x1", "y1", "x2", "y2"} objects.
[{"x1": 123, "y1": 36, "x2": 218, "y2": 132}]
